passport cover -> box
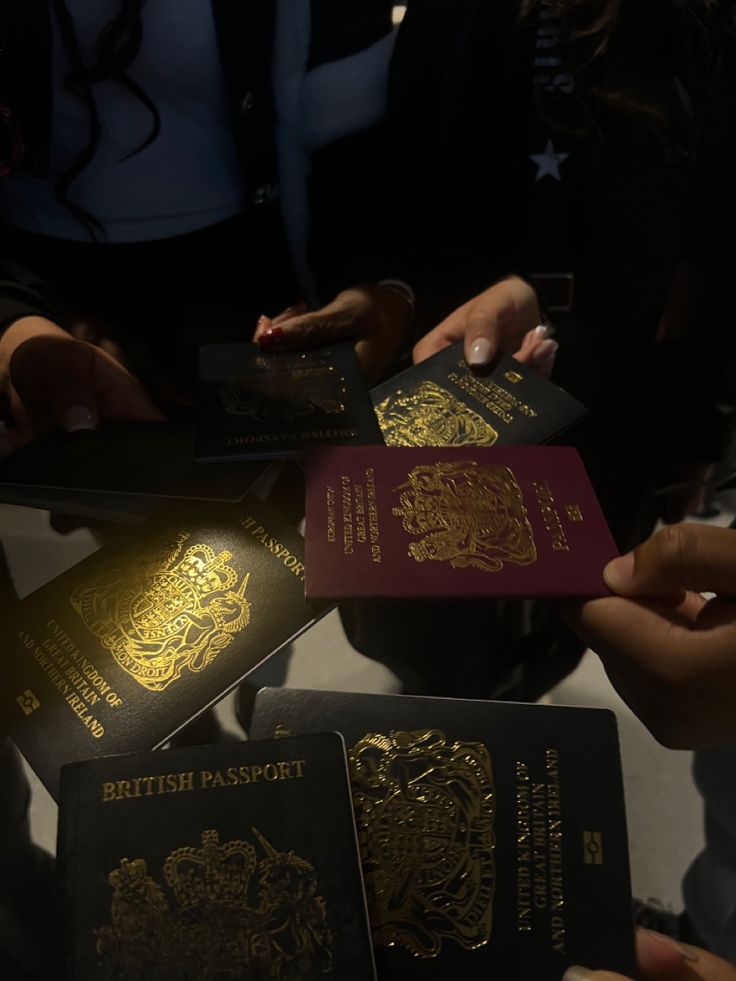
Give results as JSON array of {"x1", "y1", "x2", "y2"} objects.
[
  {"x1": 0, "y1": 484, "x2": 157, "y2": 524},
  {"x1": 1, "y1": 494, "x2": 321, "y2": 799},
  {"x1": 370, "y1": 346, "x2": 586, "y2": 447},
  {"x1": 304, "y1": 446, "x2": 618, "y2": 599},
  {"x1": 0, "y1": 421, "x2": 269, "y2": 503},
  {"x1": 58, "y1": 735, "x2": 377, "y2": 981},
  {"x1": 250, "y1": 688, "x2": 636, "y2": 981},
  {"x1": 195, "y1": 342, "x2": 384, "y2": 461}
]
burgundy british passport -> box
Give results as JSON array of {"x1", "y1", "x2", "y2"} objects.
[{"x1": 304, "y1": 445, "x2": 618, "y2": 600}]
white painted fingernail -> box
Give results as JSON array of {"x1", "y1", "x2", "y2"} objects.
[
  {"x1": 468, "y1": 337, "x2": 493, "y2": 366},
  {"x1": 63, "y1": 404, "x2": 97, "y2": 433},
  {"x1": 534, "y1": 324, "x2": 550, "y2": 340},
  {"x1": 0, "y1": 437, "x2": 14, "y2": 460},
  {"x1": 563, "y1": 968, "x2": 597, "y2": 981}
]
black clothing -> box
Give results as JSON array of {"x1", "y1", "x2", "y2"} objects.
[
  {"x1": 387, "y1": 0, "x2": 736, "y2": 545},
  {"x1": 0, "y1": 0, "x2": 395, "y2": 333}
]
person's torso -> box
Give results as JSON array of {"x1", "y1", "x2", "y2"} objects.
[{"x1": 1, "y1": 0, "x2": 247, "y2": 242}]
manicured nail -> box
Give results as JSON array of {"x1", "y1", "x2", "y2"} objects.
[
  {"x1": 562, "y1": 968, "x2": 597, "y2": 981},
  {"x1": 531, "y1": 339, "x2": 558, "y2": 365},
  {"x1": 0, "y1": 437, "x2": 14, "y2": 460},
  {"x1": 257, "y1": 327, "x2": 286, "y2": 350},
  {"x1": 468, "y1": 337, "x2": 493, "y2": 366},
  {"x1": 534, "y1": 324, "x2": 550, "y2": 340},
  {"x1": 641, "y1": 929, "x2": 700, "y2": 964},
  {"x1": 603, "y1": 551, "x2": 635, "y2": 591},
  {"x1": 63, "y1": 404, "x2": 97, "y2": 432}
]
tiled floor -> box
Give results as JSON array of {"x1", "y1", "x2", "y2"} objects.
[{"x1": 3, "y1": 498, "x2": 729, "y2": 913}]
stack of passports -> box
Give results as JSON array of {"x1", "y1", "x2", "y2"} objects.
[
  {"x1": 371, "y1": 345, "x2": 586, "y2": 447},
  {"x1": 196, "y1": 342, "x2": 383, "y2": 460},
  {"x1": 58, "y1": 735, "x2": 377, "y2": 980},
  {"x1": 304, "y1": 445, "x2": 618, "y2": 599},
  {"x1": 0, "y1": 494, "x2": 320, "y2": 798},
  {"x1": 250, "y1": 688, "x2": 636, "y2": 981},
  {"x1": 0, "y1": 421, "x2": 270, "y2": 521}
]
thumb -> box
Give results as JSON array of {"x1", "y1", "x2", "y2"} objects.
[
  {"x1": 10, "y1": 336, "x2": 99, "y2": 434},
  {"x1": 603, "y1": 524, "x2": 736, "y2": 599},
  {"x1": 463, "y1": 296, "x2": 505, "y2": 368},
  {"x1": 636, "y1": 928, "x2": 736, "y2": 981}
]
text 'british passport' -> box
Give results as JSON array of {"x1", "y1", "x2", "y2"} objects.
[
  {"x1": 196, "y1": 342, "x2": 383, "y2": 460},
  {"x1": 58, "y1": 735, "x2": 377, "y2": 980}
]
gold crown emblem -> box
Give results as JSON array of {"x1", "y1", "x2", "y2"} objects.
[
  {"x1": 176, "y1": 545, "x2": 239, "y2": 595},
  {"x1": 97, "y1": 828, "x2": 335, "y2": 979},
  {"x1": 164, "y1": 830, "x2": 256, "y2": 911}
]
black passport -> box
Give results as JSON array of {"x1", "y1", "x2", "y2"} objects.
[
  {"x1": 250, "y1": 688, "x2": 636, "y2": 981},
  {"x1": 58, "y1": 735, "x2": 377, "y2": 980},
  {"x1": 0, "y1": 421, "x2": 269, "y2": 513},
  {"x1": 195, "y1": 342, "x2": 383, "y2": 460},
  {"x1": 370, "y1": 345, "x2": 586, "y2": 447},
  {"x1": 0, "y1": 495, "x2": 321, "y2": 799}
]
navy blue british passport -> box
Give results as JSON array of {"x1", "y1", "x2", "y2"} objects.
[
  {"x1": 195, "y1": 342, "x2": 383, "y2": 461},
  {"x1": 0, "y1": 495, "x2": 321, "y2": 800},
  {"x1": 0, "y1": 421, "x2": 269, "y2": 514},
  {"x1": 250, "y1": 688, "x2": 636, "y2": 981},
  {"x1": 57, "y1": 735, "x2": 377, "y2": 980},
  {"x1": 370, "y1": 345, "x2": 586, "y2": 447}
]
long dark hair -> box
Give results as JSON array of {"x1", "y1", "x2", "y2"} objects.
[
  {"x1": 520, "y1": 0, "x2": 724, "y2": 137},
  {"x1": 51, "y1": 0, "x2": 161, "y2": 237}
]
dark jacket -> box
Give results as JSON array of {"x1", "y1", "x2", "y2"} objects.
[{"x1": 385, "y1": 0, "x2": 735, "y2": 542}]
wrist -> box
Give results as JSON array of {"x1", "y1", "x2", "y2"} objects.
[{"x1": 376, "y1": 280, "x2": 416, "y2": 350}]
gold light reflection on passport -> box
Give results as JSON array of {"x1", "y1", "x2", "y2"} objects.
[
  {"x1": 220, "y1": 353, "x2": 347, "y2": 420},
  {"x1": 70, "y1": 531, "x2": 251, "y2": 692},
  {"x1": 348, "y1": 729, "x2": 496, "y2": 957},
  {"x1": 392, "y1": 461, "x2": 537, "y2": 572},
  {"x1": 375, "y1": 382, "x2": 499, "y2": 447}
]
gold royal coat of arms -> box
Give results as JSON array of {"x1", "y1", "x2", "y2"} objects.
[
  {"x1": 70, "y1": 531, "x2": 251, "y2": 692},
  {"x1": 392, "y1": 460, "x2": 537, "y2": 573},
  {"x1": 348, "y1": 729, "x2": 496, "y2": 958}
]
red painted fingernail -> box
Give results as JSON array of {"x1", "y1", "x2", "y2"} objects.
[{"x1": 258, "y1": 327, "x2": 286, "y2": 350}]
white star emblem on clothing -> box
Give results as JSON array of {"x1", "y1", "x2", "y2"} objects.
[{"x1": 530, "y1": 139, "x2": 569, "y2": 181}]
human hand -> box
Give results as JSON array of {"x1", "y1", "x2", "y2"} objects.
[
  {"x1": 0, "y1": 316, "x2": 165, "y2": 455},
  {"x1": 412, "y1": 275, "x2": 555, "y2": 372},
  {"x1": 563, "y1": 523, "x2": 736, "y2": 749},
  {"x1": 252, "y1": 283, "x2": 413, "y2": 383},
  {"x1": 563, "y1": 928, "x2": 736, "y2": 981}
]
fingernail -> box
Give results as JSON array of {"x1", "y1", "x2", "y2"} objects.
[
  {"x1": 603, "y1": 551, "x2": 635, "y2": 590},
  {"x1": 63, "y1": 404, "x2": 97, "y2": 433},
  {"x1": 256, "y1": 314, "x2": 269, "y2": 328},
  {"x1": 534, "y1": 324, "x2": 550, "y2": 340},
  {"x1": 640, "y1": 929, "x2": 700, "y2": 964},
  {"x1": 468, "y1": 337, "x2": 493, "y2": 366},
  {"x1": 562, "y1": 968, "x2": 597, "y2": 981},
  {"x1": 0, "y1": 437, "x2": 14, "y2": 460},
  {"x1": 258, "y1": 327, "x2": 286, "y2": 351},
  {"x1": 531, "y1": 339, "x2": 558, "y2": 366}
]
